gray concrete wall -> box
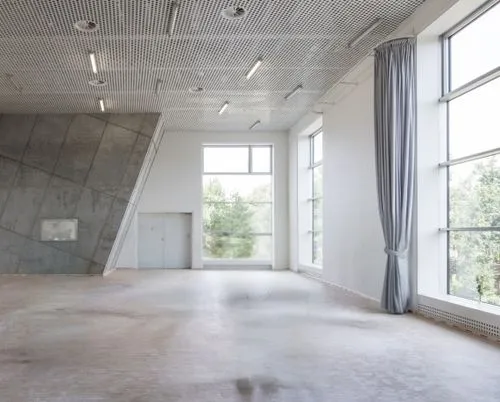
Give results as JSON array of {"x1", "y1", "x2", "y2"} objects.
[{"x1": 0, "y1": 113, "x2": 160, "y2": 274}]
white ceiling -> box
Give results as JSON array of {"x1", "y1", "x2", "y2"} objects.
[{"x1": 0, "y1": 0, "x2": 425, "y2": 131}]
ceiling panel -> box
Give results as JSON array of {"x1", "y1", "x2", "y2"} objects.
[{"x1": 0, "y1": 0, "x2": 426, "y2": 131}]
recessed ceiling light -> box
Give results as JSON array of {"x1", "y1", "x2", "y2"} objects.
[
  {"x1": 74, "y1": 20, "x2": 99, "y2": 33},
  {"x1": 218, "y1": 101, "x2": 229, "y2": 115},
  {"x1": 221, "y1": 6, "x2": 247, "y2": 20},
  {"x1": 245, "y1": 57, "x2": 263, "y2": 80},
  {"x1": 189, "y1": 86, "x2": 204, "y2": 93},
  {"x1": 284, "y1": 84, "x2": 303, "y2": 101},
  {"x1": 88, "y1": 79, "x2": 107, "y2": 87}
]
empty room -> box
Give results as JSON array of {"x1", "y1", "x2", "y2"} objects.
[{"x1": 0, "y1": 0, "x2": 499, "y2": 400}]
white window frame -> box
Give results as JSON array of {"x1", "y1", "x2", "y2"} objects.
[
  {"x1": 202, "y1": 145, "x2": 274, "y2": 265},
  {"x1": 309, "y1": 130, "x2": 323, "y2": 267},
  {"x1": 440, "y1": 0, "x2": 500, "y2": 303}
]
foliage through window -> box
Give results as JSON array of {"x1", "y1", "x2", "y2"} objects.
[
  {"x1": 203, "y1": 146, "x2": 272, "y2": 261},
  {"x1": 443, "y1": 1, "x2": 500, "y2": 306},
  {"x1": 310, "y1": 131, "x2": 323, "y2": 266}
]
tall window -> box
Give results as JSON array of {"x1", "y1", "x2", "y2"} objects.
[
  {"x1": 203, "y1": 146, "x2": 273, "y2": 262},
  {"x1": 310, "y1": 131, "x2": 323, "y2": 266},
  {"x1": 442, "y1": 1, "x2": 500, "y2": 306}
]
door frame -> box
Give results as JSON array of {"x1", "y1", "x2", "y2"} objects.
[{"x1": 137, "y1": 212, "x2": 194, "y2": 269}]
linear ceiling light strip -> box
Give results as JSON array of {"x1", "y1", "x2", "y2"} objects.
[
  {"x1": 285, "y1": 84, "x2": 303, "y2": 100},
  {"x1": 218, "y1": 101, "x2": 229, "y2": 115},
  {"x1": 89, "y1": 52, "x2": 98, "y2": 74},
  {"x1": 348, "y1": 19, "x2": 382, "y2": 48},
  {"x1": 168, "y1": 2, "x2": 180, "y2": 37},
  {"x1": 245, "y1": 57, "x2": 263, "y2": 80},
  {"x1": 249, "y1": 120, "x2": 261, "y2": 130}
]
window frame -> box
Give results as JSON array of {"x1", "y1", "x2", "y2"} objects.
[
  {"x1": 203, "y1": 144, "x2": 273, "y2": 175},
  {"x1": 309, "y1": 130, "x2": 323, "y2": 266},
  {"x1": 202, "y1": 144, "x2": 274, "y2": 263},
  {"x1": 440, "y1": 0, "x2": 500, "y2": 303}
]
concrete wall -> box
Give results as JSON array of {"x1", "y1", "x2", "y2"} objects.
[
  {"x1": 117, "y1": 130, "x2": 289, "y2": 270},
  {"x1": 0, "y1": 113, "x2": 160, "y2": 274}
]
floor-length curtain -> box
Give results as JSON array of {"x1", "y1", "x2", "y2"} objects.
[{"x1": 374, "y1": 38, "x2": 416, "y2": 314}]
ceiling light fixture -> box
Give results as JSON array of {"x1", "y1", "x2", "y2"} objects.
[
  {"x1": 89, "y1": 52, "x2": 98, "y2": 74},
  {"x1": 348, "y1": 19, "x2": 382, "y2": 48},
  {"x1": 221, "y1": 6, "x2": 247, "y2": 20},
  {"x1": 167, "y1": 2, "x2": 180, "y2": 37},
  {"x1": 188, "y1": 86, "x2": 204, "y2": 93},
  {"x1": 98, "y1": 98, "x2": 105, "y2": 112},
  {"x1": 74, "y1": 20, "x2": 99, "y2": 33},
  {"x1": 218, "y1": 101, "x2": 229, "y2": 115},
  {"x1": 155, "y1": 78, "x2": 163, "y2": 96},
  {"x1": 284, "y1": 84, "x2": 303, "y2": 101},
  {"x1": 88, "y1": 79, "x2": 107, "y2": 87},
  {"x1": 245, "y1": 57, "x2": 263, "y2": 80},
  {"x1": 249, "y1": 120, "x2": 261, "y2": 130}
]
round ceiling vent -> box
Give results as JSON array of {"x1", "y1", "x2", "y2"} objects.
[
  {"x1": 88, "y1": 79, "x2": 107, "y2": 87},
  {"x1": 221, "y1": 6, "x2": 247, "y2": 20},
  {"x1": 74, "y1": 20, "x2": 99, "y2": 33},
  {"x1": 188, "y1": 86, "x2": 204, "y2": 93}
]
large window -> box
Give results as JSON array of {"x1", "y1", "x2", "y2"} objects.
[
  {"x1": 442, "y1": 1, "x2": 500, "y2": 306},
  {"x1": 203, "y1": 145, "x2": 273, "y2": 262},
  {"x1": 310, "y1": 131, "x2": 323, "y2": 266}
]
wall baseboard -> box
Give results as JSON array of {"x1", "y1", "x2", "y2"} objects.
[{"x1": 299, "y1": 271, "x2": 381, "y2": 309}]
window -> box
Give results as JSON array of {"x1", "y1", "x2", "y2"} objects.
[
  {"x1": 310, "y1": 131, "x2": 323, "y2": 266},
  {"x1": 442, "y1": 1, "x2": 500, "y2": 306},
  {"x1": 202, "y1": 145, "x2": 273, "y2": 262}
]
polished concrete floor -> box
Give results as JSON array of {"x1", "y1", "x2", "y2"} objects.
[{"x1": 0, "y1": 270, "x2": 499, "y2": 401}]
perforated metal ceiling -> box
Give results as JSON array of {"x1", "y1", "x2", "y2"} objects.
[{"x1": 0, "y1": 0, "x2": 425, "y2": 131}]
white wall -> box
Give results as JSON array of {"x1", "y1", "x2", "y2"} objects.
[
  {"x1": 321, "y1": 76, "x2": 387, "y2": 300},
  {"x1": 288, "y1": 75, "x2": 386, "y2": 301},
  {"x1": 117, "y1": 130, "x2": 289, "y2": 270},
  {"x1": 287, "y1": 74, "x2": 387, "y2": 302}
]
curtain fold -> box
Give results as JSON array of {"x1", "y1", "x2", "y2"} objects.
[{"x1": 374, "y1": 38, "x2": 416, "y2": 314}]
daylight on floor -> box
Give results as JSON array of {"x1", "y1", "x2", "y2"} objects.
[{"x1": 0, "y1": 0, "x2": 498, "y2": 400}]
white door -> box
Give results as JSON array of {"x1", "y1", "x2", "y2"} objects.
[
  {"x1": 138, "y1": 213, "x2": 191, "y2": 269},
  {"x1": 164, "y1": 213, "x2": 191, "y2": 269},
  {"x1": 138, "y1": 214, "x2": 165, "y2": 268}
]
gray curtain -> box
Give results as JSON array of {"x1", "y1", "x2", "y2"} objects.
[{"x1": 374, "y1": 38, "x2": 416, "y2": 314}]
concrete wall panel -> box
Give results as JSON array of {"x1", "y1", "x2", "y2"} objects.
[
  {"x1": 93, "y1": 198, "x2": 128, "y2": 265},
  {"x1": 0, "y1": 164, "x2": 51, "y2": 236},
  {"x1": 0, "y1": 156, "x2": 19, "y2": 213},
  {"x1": 86, "y1": 124, "x2": 137, "y2": 196},
  {"x1": 17, "y1": 239, "x2": 90, "y2": 274},
  {"x1": 0, "y1": 114, "x2": 36, "y2": 161},
  {"x1": 0, "y1": 228, "x2": 26, "y2": 273},
  {"x1": 0, "y1": 113, "x2": 160, "y2": 275},
  {"x1": 54, "y1": 115, "x2": 106, "y2": 185},
  {"x1": 23, "y1": 114, "x2": 73, "y2": 173},
  {"x1": 117, "y1": 134, "x2": 150, "y2": 201}
]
